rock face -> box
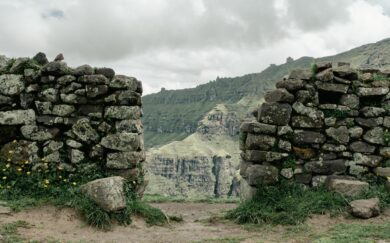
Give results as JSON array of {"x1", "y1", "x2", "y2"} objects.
[
  {"x1": 0, "y1": 53, "x2": 146, "y2": 197},
  {"x1": 146, "y1": 104, "x2": 240, "y2": 198},
  {"x1": 240, "y1": 63, "x2": 390, "y2": 200},
  {"x1": 81, "y1": 177, "x2": 126, "y2": 212},
  {"x1": 350, "y1": 198, "x2": 380, "y2": 219}
]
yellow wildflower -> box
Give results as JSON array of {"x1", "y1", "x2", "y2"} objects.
[
  {"x1": 44, "y1": 179, "x2": 49, "y2": 184},
  {"x1": 17, "y1": 167, "x2": 22, "y2": 172},
  {"x1": 2, "y1": 176, "x2": 6, "y2": 180},
  {"x1": 12, "y1": 140, "x2": 17, "y2": 144},
  {"x1": 7, "y1": 158, "x2": 11, "y2": 162},
  {"x1": 26, "y1": 171, "x2": 31, "y2": 175},
  {"x1": 2, "y1": 169, "x2": 5, "y2": 172},
  {"x1": 24, "y1": 160, "x2": 30, "y2": 164},
  {"x1": 63, "y1": 179, "x2": 68, "y2": 182},
  {"x1": 43, "y1": 184, "x2": 48, "y2": 188},
  {"x1": 59, "y1": 175, "x2": 62, "y2": 179},
  {"x1": 387, "y1": 176, "x2": 390, "y2": 181},
  {"x1": 6, "y1": 186, "x2": 10, "y2": 189},
  {"x1": 5, "y1": 164, "x2": 10, "y2": 168},
  {"x1": 72, "y1": 182, "x2": 77, "y2": 186},
  {"x1": 8, "y1": 150, "x2": 14, "y2": 154}
]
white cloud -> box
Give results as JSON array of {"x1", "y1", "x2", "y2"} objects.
[{"x1": 0, "y1": 0, "x2": 390, "y2": 94}]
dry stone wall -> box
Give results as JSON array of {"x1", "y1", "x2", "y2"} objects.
[
  {"x1": 0, "y1": 53, "x2": 146, "y2": 195},
  {"x1": 240, "y1": 62, "x2": 390, "y2": 200}
]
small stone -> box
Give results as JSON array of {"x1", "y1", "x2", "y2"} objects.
[
  {"x1": 70, "y1": 149, "x2": 84, "y2": 164},
  {"x1": 292, "y1": 116, "x2": 323, "y2": 128},
  {"x1": 66, "y1": 139, "x2": 83, "y2": 149},
  {"x1": 288, "y1": 69, "x2": 312, "y2": 80},
  {"x1": 278, "y1": 140, "x2": 292, "y2": 152},
  {"x1": 379, "y1": 147, "x2": 390, "y2": 158},
  {"x1": 277, "y1": 125, "x2": 293, "y2": 136},
  {"x1": 350, "y1": 198, "x2": 380, "y2": 219},
  {"x1": 78, "y1": 74, "x2": 108, "y2": 84},
  {"x1": 259, "y1": 103, "x2": 292, "y2": 126},
  {"x1": 109, "y1": 75, "x2": 139, "y2": 91},
  {"x1": 280, "y1": 168, "x2": 293, "y2": 179},
  {"x1": 72, "y1": 118, "x2": 100, "y2": 144},
  {"x1": 325, "y1": 117, "x2": 337, "y2": 127},
  {"x1": 312, "y1": 176, "x2": 328, "y2": 187},
  {"x1": 340, "y1": 94, "x2": 359, "y2": 109},
  {"x1": 52, "y1": 105, "x2": 75, "y2": 116},
  {"x1": 304, "y1": 159, "x2": 346, "y2": 175},
  {"x1": 322, "y1": 144, "x2": 347, "y2": 152},
  {"x1": 292, "y1": 147, "x2": 316, "y2": 159},
  {"x1": 244, "y1": 164, "x2": 279, "y2": 186},
  {"x1": 293, "y1": 130, "x2": 326, "y2": 145},
  {"x1": 21, "y1": 125, "x2": 58, "y2": 141},
  {"x1": 317, "y1": 82, "x2": 349, "y2": 93},
  {"x1": 353, "y1": 153, "x2": 382, "y2": 167},
  {"x1": 74, "y1": 64, "x2": 94, "y2": 76},
  {"x1": 349, "y1": 141, "x2": 376, "y2": 153},
  {"x1": 245, "y1": 134, "x2": 276, "y2": 150},
  {"x1": 86, "y1": 85, "x2": 108, "y2": 98},
  {"x1": 276, "y1": 79, "x2": 305, "y2": 92},
  {"x1": 40, "y1": 88, "x2": 58, "y2": 102},
  {"x1": 43, "y1": 140, "x2": 63, "y2": 155},
  {"x1": 100, "y1": 133, "x2": 141, "y2": 151},
  {"x1": 0, "y1": 109, "x2": 36, "y2": 125},
  {"x1": 374, "y1": 167, "x2": 390, "y2": 177},
  {"x1": 42, "y1": 61, "x2": 70, "y2": 76},
  {"x1": 57, "y1": 75, "x2": 76, "y2": 85},
  {"x1": 33, "y1": 52, "x2": 49, "y2": 65},
  {"x1": 357, "y1": 87, "x2": 389, "y2": 97},
  {"x1": 360, "y1": 107, "x2": 385, "y2": 117},
  {"x1": 104, "y1": 106, "x2": 142, "y2": 120},
  {"x1": 80, "y1": 177, "x2": 126, "y2": 212},
  {"x1": 348, "y1": 127, "x2": 363, "y2": 139},
  {"x1": 35, "y1": 101, "x2": 53, "y2": 115},
  {"x1": 95, "y1": 67, "x2": 115, "y2": 79},
  {"x1": 0, "y1": 74, "x2": 24, "y2": 95},
  {"x1": 242, "y1": 150, "x2": 289, "y2": 163},
  {"x1": 355, "y1": 117, "x2": 383, "y2": 128},
  {"x1": 239, "y1": 121, "x2": 277, "y2": 135},
  {"x1": 384, "y1": 117, "x2": 390, "y2": 128}
]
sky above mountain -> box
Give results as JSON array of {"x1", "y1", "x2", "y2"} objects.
[{"x1": 1, "y1": 0, "x2": 390, "y2": 94}]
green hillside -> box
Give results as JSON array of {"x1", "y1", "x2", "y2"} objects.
[{"x1": 143, "y1": 38, "x2": 390, "y2": 148}]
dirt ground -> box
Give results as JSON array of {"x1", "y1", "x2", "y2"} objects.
[{"x1": 0, "y1": 202, "x2": 390, "y2": 243}]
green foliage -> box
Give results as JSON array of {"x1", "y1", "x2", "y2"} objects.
[
  {"x1": 226, "y1": 181, "x2": 390, "y2": 226},
  {"x1": 128, "y1": 200, "x2": 167, "y2": 226},
  {"x1": 314, "y1": 223, "x2": 390, "y2": 243},
  {"x1": 373, "y1": 73, "x2": 388, "y2": 81},
  {"x1": 310, "y1": 63, "x2": 318, "y2": 77},
  {"x1": 282, "y1": 156, "x2": 297, "y2": 169},
  {"x1": 384, "y1": 129, "x2": 390, "y2": 145},
  {"x1": 226, "y1": 182, "x2": 347, "y2": 225}
]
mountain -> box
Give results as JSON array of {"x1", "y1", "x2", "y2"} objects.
[{"x1": 143, "y1": 38, "x2": 390, "y2": 197}]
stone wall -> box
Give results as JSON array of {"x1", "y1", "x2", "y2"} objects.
[
  {"x1": 0, "y1": 53, "x2": 146, "y2": 195},
  {"x1": 240, "y1": 62, "x2": 390, "y2": 200}
]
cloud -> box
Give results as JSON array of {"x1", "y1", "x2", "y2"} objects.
[{"x1": 0, "y1": 0, "x2": 390, "y2": 94}]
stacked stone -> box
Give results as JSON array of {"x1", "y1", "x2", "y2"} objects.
[
  {"x1": 240, "y1": 62, "x2": 390, "y2": 199},
  {"x1": 0, "y1": 53, "x2": 146, "y2": 195}
]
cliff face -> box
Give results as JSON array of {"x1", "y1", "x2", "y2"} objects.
[{"x1": 146, "y1": 104, "x2": 240, "y2": 197}]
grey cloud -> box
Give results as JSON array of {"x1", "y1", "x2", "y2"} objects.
[{"x1": 42, "y1": 9, "x2": 65, "y2": 19}]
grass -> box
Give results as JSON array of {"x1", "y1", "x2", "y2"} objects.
[
  {"x1": 225, "y1": 181, "x2": 389, "y2": 226},
  {"x1": 0, "y1": 220, "x2": 30, "y2": 243},
  {"x1": 143, "y1": 194, "x2": 240, "y2": 204},
  {"x1": 314, "y1": 223, "x2": 390, "y2": 243},
  {"x1": 192, "y1": 236, "x2": 246, "y2": 243}
]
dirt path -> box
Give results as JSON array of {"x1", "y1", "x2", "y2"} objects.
[{"x1": 0, "y1": 203, "x2": 389, "y2": 243}]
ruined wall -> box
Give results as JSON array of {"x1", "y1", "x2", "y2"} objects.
[
  {"x1": 240, "y1": 62, "x2": 390, "y2": 200},
  {"x1": 0, "y1": 53, "x2": 146, "y2": 195}
]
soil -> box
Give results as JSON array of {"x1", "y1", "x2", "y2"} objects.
[{"x1": 0, "y1": 202, "x2": 390, "y2": 243}]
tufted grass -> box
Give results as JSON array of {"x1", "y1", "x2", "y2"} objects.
[{"x1": 225, "y1": 181, "x2": 389, "y2": 226}]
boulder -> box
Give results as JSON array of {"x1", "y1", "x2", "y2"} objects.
[
  {"x1": 0, "y1": 74, "x2": 24, "y2": 96},
  {"x1": 41, "y1": 61, "x2": 71, "y2": 76},
  {"x1": 288, "y1": 69, "x2": 312, "y2": 80},
  {"x1": 275, "y1": 79, "x2": 305, "y2": 92},
  {"x1": 80, "y1": 177, "x2": 126, "y2": 212},
  {"x1": 32, "y1": 52, "x2": 49, "y2": 65},
  {"x1": 245, "y1": 164, "x2": 279, "y2": 186},
  {"x1": 326, "y1": 178, "x2": 369, "y2": 197},
  {"x1": 74, "y1": 64, "x2": 94, "y2": 76},
  {"x1": 95, "y1": 67, "x2": 115, "y2": 79},
  {"x1": 259, "y1": 103, "x2": 292, "y2": 126},
  {"x1": 363, "y1": 127, "x2": 384, "y2": 145},
  {"x1": 304, "y1": 159, "x2": 346, "y2": 175},
  {"x1": 350, "y1": 198, "x2": 380, "y2": 219},
  {"x1": 110, "y1": 75, "x2": 139, "y2": 91}
]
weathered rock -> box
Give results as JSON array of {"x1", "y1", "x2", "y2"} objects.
[
  {"x1": 379, "y1": 147, "x2": 390, "y2": 158},
  {"x1": 21, "y1": 125, "x2": 59, "y2": 141},
  {"x1": 280, "y1": 168, "x2": 294, "y2": 179},
  {"x1": 259, "y1": 102, "x2": 292, "y2": 126},
  {"x1": 100, "y1": 133, "x2": 141, "y2": 151},
  {"x1": 293, "y1": 130, "x2": 326, "y2": 144},
  {"x1": 264, "y1": 88, "x2": 294, "y2": 103},
  {"x1": 348, "y1": 127, "x2": 363, "y2": 139},
  {"x1": 353, "y1": 153, "x2": 382, "y2": 167},
  {"x1": 292, "y1": 102, "x2": 324, "y2": 120},
  {"x1": 316, "y1": 68, "x2": 333, "y2": 82},
  {"x1": 72, "y1": 118, "x2": 100, "y2": 144},
  {"x1": 278, "y1": 140, "x2": 292, "y2": 152},
  {"x1": 245, "y1": 164, "x2": 279, "y2": 186},
  {"x1": 43, "y1": 140, "x2": 63, "y2": 155},
  {"x1": 60, "y1": 93, "x2": 87, "y2": 104},
  {"x1": 275, "y1": 79, "x2": 305, "y2": 92},
  {"x1": 74, "y1": 64, "x2": 94, "y2": 76},
  {"x1": 340, "y1": 94, "x2": 359, "y2": 109},
  {"x1": 110, "y1": 75, "x2": 139, "y2": 91},
  {"x1": 349, "y1": 141, "x2": 376, "y2": 153},
  {"x1": 363, "y1": 127, "x2": 385, "y2": 145},
  {"x1": 42, "y1": 61, "x2": 70, "y2": 76},
  {"x1": 355, "y1": 117, "x2": 383, "y2": 128},
  {"x1": 0, "y1": 74, "x2": 24, "y2": 96},
  {"x1": 277, "y1": 125, "x2": 293, "y2": 136},
  {"x1": 78, "y1": 74, "x2": 108, "y2": 84},
  {"x1": 57, "y1": 75, "x2": 76, "y2": 85},
  {"x1": 115, "y1": 120, "x2": 143, "y2": 134},
  {"x1": 288, "y1": 69, "x2": 312, "y2": 80},
  {"x1": 374, "y1": 167, "x2": 390, "y2": 177},
  {"x1": 357, "y1": 87, "x2": 389, "y2": 96},
  {"x1": 312, "y1": 175, "x2": 328, "y2": 187},
  {"x1": 245, "y1": 134, "x2": 276, "y2": 150},
  {"x1": 0, "y1": 109, "x2": 35, "y2": 125},
  {"x1": 52, "y1": 105, "x2": 75, "y2": 116},
  {"x1": 292, "y1": 147, "x2": 316, "y2": 159},
  {"x1": 294, "y1": 174, "x2": 312, "y2": 184},
  {"x1": 240, "y1": 179, "x2": 258, "y2": 202},
  {"x1": 317, "y1": 82, "x2": 349, "y2": 93},
  {"x1": 326, "y1": 178, "x2": 369, "y2": 197},
  {"x1": 384, "y1": 117, "x2": 390, "y2": 128},
  {"x1": 326, "y1": 126, "x2": 349, "y2": 144},
  {"x1": 292, "y1": 116, "x2": 323, "y2": 128},
  {"x1": 360, "y1": 107, "x2": 385, "y2": 117},
  {"x1": 350, "y1": 198, "x2": 380, "y2": 219},
  {"x1": 239, "y1": 121, "x2": 277, "y2": 135},
  {"x1": 81, "y1": 177, "x2": 126, "y2": 212},
  {"x1": 106, "y1": 151, "x2": 145, "y2": 169},
  {"x1": 70, "y1": 149, "x2": 85, "y2": 164},
  {"x1": 242, "y1": 150, "x2": 289, "y2": 163},
  {"x1": 104, "y1": 106, "x2": 142, "y2": 120},
  {"x1": 35, "y1": 101, "x2": 52, "y2": 115},
  {"x1": 95, "y1": 67, "x2": 115, "y2": 79},
  {"x1": 304, "y1": 159, "x2": 346, "y2": 175},
  {"x1": 322, "y1": 144, "x2": 347, "y2": 152},
  {"x1": 66, "y1": 139, "x2": 83, "y2": 149},
  {"x1": 332, "y1": 66, "x2": 358, "y2": 80}
]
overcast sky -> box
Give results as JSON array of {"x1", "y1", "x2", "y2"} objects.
[{"x1": 1, "y1": 0, "x2": 390, "y2": 94}]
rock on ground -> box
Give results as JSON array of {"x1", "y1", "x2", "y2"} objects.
[{"x1": 350, "y1": 198, "x2": 380, "y2": 219}]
